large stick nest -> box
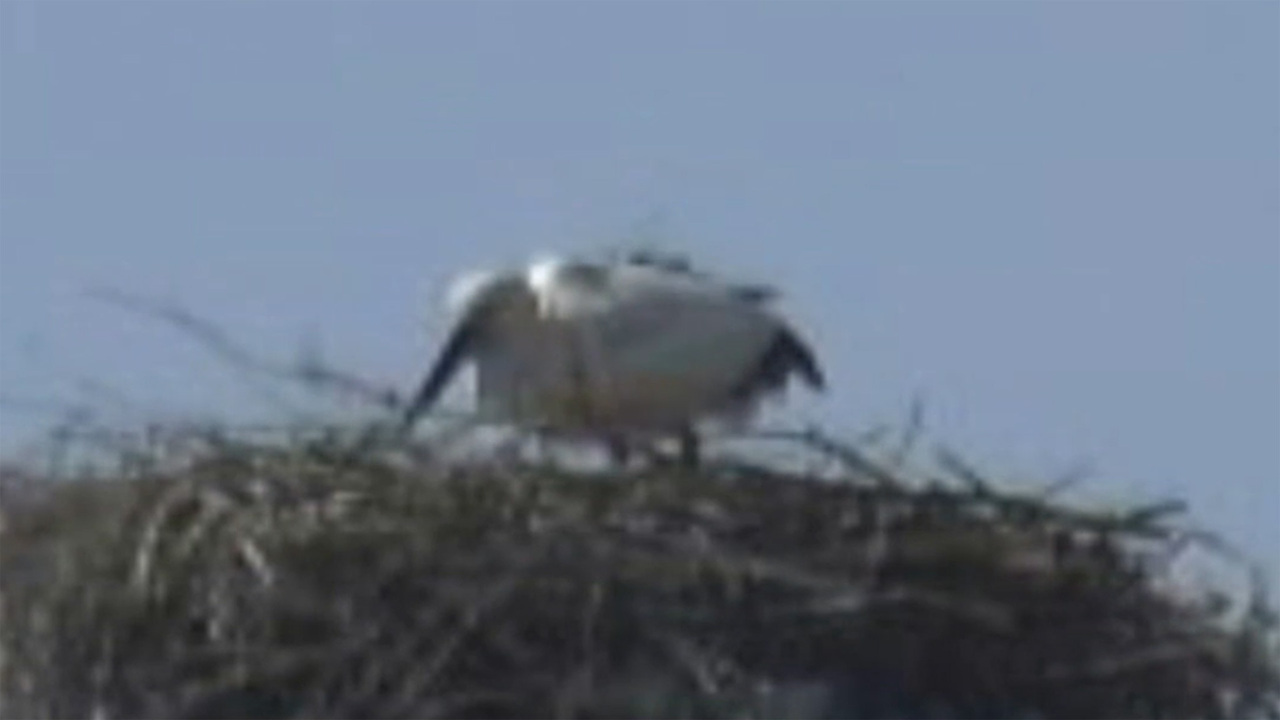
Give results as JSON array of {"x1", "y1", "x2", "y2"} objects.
[{"x1": 2, "y1": 426, "x2": 1277, "y2": 719}]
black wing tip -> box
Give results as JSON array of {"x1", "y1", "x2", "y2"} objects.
[
  {"x1": 777, "y1": 327, "x2": 826, "y2": 392},
  {"x1": 805, "y1": 363, "x2": 827, "y2": 392},
  {"x1": 728, "y1": 327, "x2": 826, "y2": 400}
]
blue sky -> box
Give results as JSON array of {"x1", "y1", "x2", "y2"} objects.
[{"x1": 1, "y1": 2, "x2": 1276, "y2": 574}]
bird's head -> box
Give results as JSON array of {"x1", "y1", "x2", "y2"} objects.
[
  {"x1": 443, "y1": 268, "x2": 536, "y2": 327},
  {"x1": 445, "y1": 269, "x2": 502, "y2": 313},
  {"x1": 523, "y1": 255, "x2": 567, "y2": 299},
  {"x1": 524, "y1": 254, "x2": 612, "y2": 317}
]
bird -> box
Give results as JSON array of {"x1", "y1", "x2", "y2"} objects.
[
  {"x1": 395, "y1": 266, "x2": 579, "y2": 435},
  {"x1": 399, "y1": 252, "x2": 826, "y2": 466},
  {"x1": 616, "y1": 247, "x2": 778, "y2": 303},
  {"x1": 523, "y1": 253, "x2": 825, "y2": 462}
]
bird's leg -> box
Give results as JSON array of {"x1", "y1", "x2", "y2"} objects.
[
  {"x1": 605, "y1": 435, "x2": 631, "y2": 469},
  {"x1": 515, "y1": 423, "x2": 548, "y2": 466},
  {"x1": 677, "y1": 426, "x2": 701, "y2": 469},
  {"x1": 494, "y1": 433, "x2": 524, "y2": 465},
  {"x1": 530, "y1": 428, "x2": 546, "y2": 465}
]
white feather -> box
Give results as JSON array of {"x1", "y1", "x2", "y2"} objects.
[{"x1": 404, "y1": 251, "x2": 822, "y2": 455}]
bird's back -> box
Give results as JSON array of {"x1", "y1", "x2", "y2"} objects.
[
  {"x1": 562, "y1": 268, "x2": 790, "y2": 429},
  {"x1": 503, "y1": 253, "x2": 824, "y2": 438}
]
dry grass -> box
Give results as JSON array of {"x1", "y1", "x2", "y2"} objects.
[{"x1": 2, "y1": 422, "x2": 1276, "y2": 720}]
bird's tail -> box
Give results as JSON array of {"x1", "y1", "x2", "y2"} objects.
[
  {"x1": 772, "y1": 328, "x2": 826, "y2": 391},
  {"x1": 729, "y1": 327, "x2": 826, "y2": 401}
]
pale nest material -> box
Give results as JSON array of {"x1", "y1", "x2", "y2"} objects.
[{"x1": 1, "y1": 427, "x2": 1276, "y2": 719}]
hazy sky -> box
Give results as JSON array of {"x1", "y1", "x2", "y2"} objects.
[{"x1": 1, "y1": 2, "x2": 1276, "y2": 573}]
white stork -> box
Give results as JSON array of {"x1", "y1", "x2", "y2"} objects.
[{"x1": 399, "y1": 252, "x2": 825, "y2": 466}]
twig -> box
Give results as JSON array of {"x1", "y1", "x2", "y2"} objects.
[
  {"x1": 86, "y1": 287, "x2": 305, "y2": 415},
  {"x1": 1041, "y1": 640, "x2": 1221, "y2": 681},
  {"x1": 130, "y1": 482, "x2": 201, "y2": 596},
  {"x1": 383, "y1": 572, "x2": 529, "y2": 717},
  {"x1": 85, "y1": 287, "x2": 400, "y2": 414},
  {"x1": 889, "y1": 393, "x2": 927, "y2": 468},
  {"x1": 751, "y1": 427, "x2": 902, "y2": 490},
  {"x1": 1035, "y1": 461, "x2": 1095, "y2": 500},
  {"x1": 654, "y1": 632, "x2": 724, "y2": 697},
  {"x1": 234, "y1": 536, "x2": 275, "y2": 589},
  {"x1": 934, "y1": 444, "x2": 996, "y2": 497},
  {"x1": 1118, "y1": 499, "x2": 1189, "y2": 531},
  {"x1": 554, "y1": 581, "x2": 607, "y2": 719}
]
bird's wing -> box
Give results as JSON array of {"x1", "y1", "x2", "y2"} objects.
[
  {"x1": 728, "y1": 325, "x2": 826, "y2": 400},
  {"x1": 597, "y1": 267, "x2": 825, "y2": 400},
  {"x1": 619, "y1": 249, "x2": 693, "y2": 273},
  {"x1": 399, "y1": 315, "x2": 482, "y2": 434},
  {"x1": 617, "y1": 253, "x2": 781, "y2": 304},
  {"x1": 609, "y1": 262, "x2": 783, "y2": 309},
  {"x1": 729, "y1": 284, "x2": 779, "y2": 304},
  {"x1": 532, "y1": 259, "x2": 803, "y2": 402},
  {"x1": 592, "y1": 283, "x2": 780, "y2": 390}
]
